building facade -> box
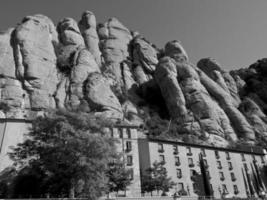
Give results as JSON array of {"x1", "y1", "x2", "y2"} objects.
[
  {"x1": 139, "y1": 138, "x2": 267, "y2": 198},
  {"x1": 0, "y1": 120, "x2": 267, "y2": 198}
]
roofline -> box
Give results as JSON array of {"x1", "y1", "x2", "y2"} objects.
[
  {"x1": 147, "y1": 138, "x2": 265, "y2": 155},
  {"x1": 0, "y1": 118, "x2": 264, "y2": 155},
  {"x1": 0, "y1": 118, "x2": 32, "y2": 123}
]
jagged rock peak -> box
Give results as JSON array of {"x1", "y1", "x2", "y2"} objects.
[
  {"x1": 0, "y1": 12, "x2": 266, "y2": 147},
  {"x1": 164, "y1": 40, "x2": 188, "y2": 62}
]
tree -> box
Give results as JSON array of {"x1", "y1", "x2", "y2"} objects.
[
  {"x1": 106, "y1": 155, "x2": 132, "y2": 197},
  {"x1": 9, "y1": 109, "x2": 117, "y2": 199},
  {"x1": 141, "y1": 161, "x2": 175, "y2": 196}
]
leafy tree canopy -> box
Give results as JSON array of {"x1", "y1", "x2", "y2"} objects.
[
  {"x1": 8, "y1": 109, "x2": 117, "y2": 199},
  {"x1": 141, "y1": 161, "x2": 175, "y2": 195},
  {"x1": 106, "y1": 154, "x2": 132, "y2": 195}
]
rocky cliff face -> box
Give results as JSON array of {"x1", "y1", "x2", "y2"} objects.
[{"x1": 0, "y1": 11, "x2": 267, "y2": 147}]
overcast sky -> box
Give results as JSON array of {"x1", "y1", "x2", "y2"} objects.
[{"x1": 1, "y1": 0, "x2": 267, "y2": 71}]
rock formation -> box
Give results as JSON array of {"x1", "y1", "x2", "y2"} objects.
[{"x1": 0, "y1": 11, "x2": 267, "y2": 147}]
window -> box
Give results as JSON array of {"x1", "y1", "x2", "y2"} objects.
[
  {"x1": 158, "y1": 143, "x2": 164, "y2": 153},
  {"x1": 118, "y1": 128, "x2": 123, "y2": 138},
  {"x1": 109, "y1": 128, "x2": 114, "y2": 137},
  {"x1": 159, "y1": 155, "x2": 165, "y2": 163},
  {"x1": 228, "y1": 162, "x2": 233, "y2": 170},
  {"x1": 190, "y1": 169, "x2": 196, "y2": 181},
  {"x1": 126, "y1": 141, "x2": 132, "y2": 152},
  {"x1": 190, "y1": 169, "x2": 196, "y2": 176},
  {"x1": 203, "y1": 159, "x2": 208, "y2": 168},
  {"x1": 127, "y1": 155, "x2": 133, "y2": 166},
  {"x1": 231, "y1": 172, "x2": 236, "y2": 181},
  {"x1": 201, "y1": 148, "x2": 206, "y2": 157},
  {"x1": 129, "y1": 169, "x2": 134, "y2": 180},
  {"x1": 241, "y1": 153, "x2": 246, "y2": 161},
  {"x1": 206, "y1": 170, "x2": 211, "y2": 179},
  {"x1": 210, "y1": 184, "x2": 213, "y2": 193},
  {"x1": 217, "y1": 161, "x2": 222, "y2": 169},
  {"x1": 233, "y1": 185, "x2": 239, "y2": 194},
  {"x1": 188, "y1": 158, "x2": 194, "y2": 167},
  {"x1": 187, "y1": 147, "x2": 192, "y2": 155},
  {"x1": 219, "y1": 172, "x2": 225, "y2": 181},
  {"x1": 177, "y1": 183, "x2": 184, "y2": 191},
  {"x1": 193, "y1": 183, "x2": 197, "y2": 191},
  {"x1": 222, "y1": 184, "x2": 228, "y2": 193},
  {"x1": 127, "y1": 128, "x2": 131, "y2": 138},
  {"x1": 261, "y1": 156, "x2": 265, "y2": 164},
  {"x1": 244, "y1": 163, "x2": 248, "y2": 171},
  {"x1": 177, "y1": 169, "x2": 182, "y2": 178},
  {"x1": 215, "y1": 150, "x2": 220, "y2": 159},
  {"x1": 175, "y1": 156, "x2": 180, "y2": 166},
  {"x1": 173, "y1": 145, "x2": 179, "y2": 154},
  {"x1": 252, "y1": 155, "x2": 257, "y2": 163},
  {"x1": 226, "y1": 152, "x2": 231, "y2": 160}
]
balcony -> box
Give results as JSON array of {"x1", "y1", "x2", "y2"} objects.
[
  {"x1": 206, "y1": 174, "x2": 211, "y2": 180},
  {"x1": 175, "y1": 162, "x2": 181, "y2": 166},
  {"x1": 231, "y1": 177, "x2": 237, "y2": 182},
  {"x1": 173, "y1": 150, "x2": 179, "y2": 155},
  {"x1": 191, "y1": 176, "x2": 196, "y2": 181},
  {"x1": 215, "y1": 155, "x2": 220, "y2": 159},
  {"x1": 229, "y1": 166, "x2": 233, "y2": 170},
  {"x1": 177, "y1": 174, "x2": 182, "y2": 179},
  {"x1": 234, "y1": 190, "x2": 239, "y2": 195},
  {"x1": 127, "y1": 162, "x2": 133, "y2": 166},
  {"x1": 189, "y1": 163, "x2": 195, "y2": 168},
  {"x1": 187, "y1": 152, "x2": 193, "y2": 156},
  {"x1": 158, "y1": 149, "x2": 164, "y2": 153},
  {"x1": 217, "y1": 166, "x2": 222, "y2": 170},
  {"x1": 220, "y1": 177, "x2": 225, "y2": 181},
  {"x1": 125, "y1": 148, "x2": 132, "y2": 153}
]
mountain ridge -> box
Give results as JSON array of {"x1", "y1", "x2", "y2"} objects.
[{"x1": 0, "y1": 11, "x2": 266, "y2": 147}]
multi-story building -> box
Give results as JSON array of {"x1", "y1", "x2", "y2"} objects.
[
  {"x1": 106, "y1": 125, "x2": 143, "y2": 197},
  {"x1": 1, "y1": 120, "x2": 267, "y2": 198},
  {"x1": 139, "y1": 138, "x2": 267, "y2": 198}
]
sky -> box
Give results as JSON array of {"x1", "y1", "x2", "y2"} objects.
[{"x1": 0, "y1": 0, "x2": 267, "y2": 71}]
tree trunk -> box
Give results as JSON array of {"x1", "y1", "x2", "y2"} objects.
[{"x1": 69, "y1": 179, "x2": 75, "y2": 198}]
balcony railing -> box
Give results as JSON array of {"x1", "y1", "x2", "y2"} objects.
[
  {"x1": 234, "y1": 190, "x2": 239, "y2": 195},
  {"x1": 158, "y1": 149, "x2": 164, "y2": 153},
  {"x1": 189, "y1": 163, "x2": 195, "y2": 168},
  {"x1": 173, "y1": 150, "x2": 179, "y2": 155},
  {"x1": 231, "y1": 177, "x2": 237, "y2": 182}
]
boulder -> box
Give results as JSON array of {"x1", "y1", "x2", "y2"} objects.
[
  {"x1": 98, "y1": 18, "x2": 132, "y2": 81},
  {"x1": 67, "y1": 47, "x2": 100, "y2": 108},
  {"x1": 155, "y1": 57, "x2": 187, "y2": 119},
  {"x1": 239, "y1": 98, "x2": 267, "y2": 137},
  {"x1": 13, "y1": 15, "x2": 58, "y2": 110},
  {"x1": 195, "y1": 67, "x2": 255, "y2": 141},
  {"x1": 197, "y1": 58, "x2": 240, "y2": 106},
  {"x1": 84, "y1": 72, "x2": 123, "y2": 120},
  {"x1": 79, "y1": 11, "x2": 102, "y2": 65},
  {"x1": 175, "y1": 61, "x2": 237, "y2": 142},
  {"x1": 165, "y1": 40, "x2": 188, "y2": 62},
  {"x1": 132, "y1": 36, "x2": 158, "y2": 84},
  {"x1": 57, "y1": 18, "x2": 84, "y2": 46}
]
